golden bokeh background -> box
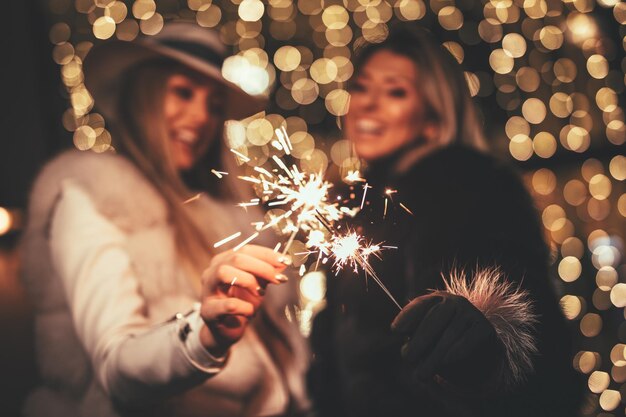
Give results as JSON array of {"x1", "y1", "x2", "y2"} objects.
[{"x1": 0, "y1": 0, "x2": 624, "y2": 415}]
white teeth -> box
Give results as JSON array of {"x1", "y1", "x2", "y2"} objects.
[
  {"x1": 175, "y1": 130, "x2": 197, "y2": 144},
  {"x1": 356, "y1": 119, "x2": 383, "y2": 134}
]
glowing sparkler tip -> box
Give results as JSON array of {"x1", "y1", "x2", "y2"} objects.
[
  {"x1": 332, "y1": 233, "x2": 362, "y2": 262},
  {"x1": 345, "y1": 170, "x2": 366, "y2": 183}
]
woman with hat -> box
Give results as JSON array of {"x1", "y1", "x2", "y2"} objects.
[{"x1": 21, "y1": 22, "x2": 309, "y2": 417}]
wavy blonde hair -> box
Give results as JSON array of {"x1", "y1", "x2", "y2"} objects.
[{"x1": 110, "y1": 60, "x2": 244, "y2": 279}]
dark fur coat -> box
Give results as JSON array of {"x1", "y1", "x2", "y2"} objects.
[{"x1": 308, "y1": 144, "x2": 583, "y2": 417}]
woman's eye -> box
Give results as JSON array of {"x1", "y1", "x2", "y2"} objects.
[
  {"x1": 173, "y1": 86, "x2": 193, "y2": 100},
  {"x1": 388, "y1": 88, "x2": 407, "y2": 98}
]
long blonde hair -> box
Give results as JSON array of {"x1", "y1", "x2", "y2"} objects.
[
  {"x1": 351, "y1": 25, "x2": 487, "y2": 152},
  {"x1": 111, "y1": 60, "x2": 242, "y2": 278}
]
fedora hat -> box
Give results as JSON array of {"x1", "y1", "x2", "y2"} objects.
[{"x1": 83, "y1": 22, "x2": 267, "y2": 122}]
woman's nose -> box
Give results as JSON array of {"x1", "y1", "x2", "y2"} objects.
[
  {"x1": 188, "y1": 95, "x2": 210, "y2": 126},
  {"x1": 359, "y1": 88, "x2": 379, "y2": 111}
]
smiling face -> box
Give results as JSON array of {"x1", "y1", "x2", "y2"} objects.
[
  {"x1": 345, "y1": 50, "x2": 434, "y2": 161},
  {"x1": 163, "y1": 73, "x2": 224, "y2": 170}
]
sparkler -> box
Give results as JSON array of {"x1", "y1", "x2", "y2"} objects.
[
  {"x1": 209, "y1": 127, "x2": 403, "y2": 309},
  {"x1": 217, "y1": 128, "x2": 344, "y2": 256},
  {"x1": 312, "y1": 213, "x2": 401, "y2": 309}
]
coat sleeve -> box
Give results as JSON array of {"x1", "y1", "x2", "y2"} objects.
[{"x1": 49, "y1": 181, "x2": 226, "y2": 407}]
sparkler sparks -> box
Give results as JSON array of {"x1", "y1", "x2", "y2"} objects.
[
  {"x1": 214, "y1": 231, "x2": 242, "y2": 248},
  {"x1": 211, "y1": 169, "x2": 228, "y2": 178},
  {"x1": 183, "y1": 193, "x2": 202, "y2": 205},
  {"x1": 211, "y1": 127, "x2": 402, "y2": 308},
  {"x1": 311, "y1": 212, "x2": 401, "y2": 308},
  {"x1": 345, "y1": 170, "x2": 366, "y2": 183},
  {"x1": 223, "y1": 128, "x2": 344, "y2": 257},
  {"x1": 311, "y1": 227, "x2": 401, "y2": 309}
]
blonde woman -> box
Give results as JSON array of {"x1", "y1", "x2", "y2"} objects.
[
  {"x1": 309, "y1": 25, "x2": 582, "y2": 417},
  {"x1": 21, "y1": 23, "x2": 309, "y2": 417}
]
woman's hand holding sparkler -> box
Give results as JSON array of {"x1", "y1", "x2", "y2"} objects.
[
  {"x1": 391, "y1": 293, "x2": 504, "y2": 395},
  {"x1": 199, "y1": 244, "x2": 290, "y2": 356}
]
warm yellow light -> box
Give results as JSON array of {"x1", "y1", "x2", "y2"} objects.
[
  {"x1": 549, "y1": 92, "x2": 573, "y2": 118},
  {"x1": 238, "y1": 0, "x2": 265, "y2": 22},
  {"x1": 325, "y1": 89, "x2": 350, "y2": 116},
  {"x1": 300, "y1": 271, "x2": 326, "y2": 303},
  {"x1": 395, "y1": 0, "x2": 426, "y2": 21},
  {"x1": 589, "y1": 174, "x2": 612, "y2": 200},
  {"x1": 560, "y1": 295, "x2": 582, "y2": 320},
  {"x1": 575, "y1": 351, "x2": 600, "y2": 373},
  {"x1": 566, "y1": 12, "x2": 598, "y2": 44},
  {"x1": 438, "y1": 6, "x2": 463, "y2": 30},
  {"x1": 538, "y1": 25, "x2": 563, "y2": 50},
  {"x1": 139, "y1": 12, "x2": 164, "y2": 36},
  {"x1": 502, "y1": 33, "x2": 526, "y2": 58},
  {"x1": 521, "y1": 98, "x2": 546, "y2": 124},
  {"x1": 563, "y1": 180, "x2": 587, "y2": 206},
  {"x1": 580, "y1": 313, "x2": 602, "y2": 337},
  {"x1": 105, "y1": 1, "x2": 128, "y2": 24},
  {"x1": 196, "y1": 4, "x2": 222, "y2": 28},
  {"x1": 559, "y1": 256, "x2": 582, "y2": 282},
  {"x1": 531, "y1": 168, "x2": 556, "y2": 195},
  {"x1": 274, "y1": 46, "x2": 301, "y2": 72},
  {"x1": 505, "y1": 116, "x2": 530, "y2": 138},
  {"x1": 610, "y1": 283, "x2": 626, "y2": 307},
  {"x1": 553, "y1": 58, "x2": 577, "y2": 83},
  {"x1": 132, "y1": 0, "x2": 156, "y2": 20},
  {"x1": 93, "y1": 16, "x2": 116, "y2": 40},
  {"x1": 542, "y1": 204, "x2": 566, "y2": 231},
  {"x1": 489, "y1": 49, "x2": 514, "y2": 74},
  {"x1": 588, "y1": 371, "x2": 610, "y2": 393},
  {"x1": 0, "y1": 207, "x2": 11, "y2": 235},
  {"x1": 587, "y1": 54, "x2": 609, "y2": 79},
  {"x1": 247, "y1": 119, "x2": 274, "y2": 146},
  {"x1": 291, "y1": 78, "x2": 319, "y2": 105},
  {"x1": 322, "y1": 5, "x2": 349, "y2": 29},
  {"x1": 509, "y1": 134, "x2": 533, "y2": 161},
  {"x1": 310, "y1": 58, "x2": 338, "y2": 84},
  {"x1": 596, "y1": 266, "x2": 618, "y2": 291},
  {"x1": 609, "y1": 155, "x2": 626, "y2": 181},
  {"x1": 533, "y1": 132, "x2": 557, "y2": 158},
  {"x1": 599, "y1": 390, "x2": 621, "y2": 411}
]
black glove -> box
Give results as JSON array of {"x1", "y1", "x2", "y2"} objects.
[{"x1": 391, "y1": 292, "x2": 504, "y2": 393}]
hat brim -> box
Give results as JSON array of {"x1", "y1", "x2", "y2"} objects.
[{"x1": 83, "y1": 40, "x2": 267, "y2": 122}]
